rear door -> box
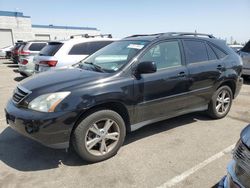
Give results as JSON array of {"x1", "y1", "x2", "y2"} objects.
[{"x1": 182, "y1": 39, "x2": 226, "y2": 107}]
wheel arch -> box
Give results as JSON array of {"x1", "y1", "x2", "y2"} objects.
[
  {"x1": 69, "y1": 101, "x2": 131, "y2": 147},
  {"x1": 217, "y1": 79, "x2": 236, "y2": 98}
]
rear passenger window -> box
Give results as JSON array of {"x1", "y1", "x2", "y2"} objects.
[
  {"x1": 209, "y1": 44, "x2": 227, "y2": 59},
  {"x1": 29, "y1": 43, "x2": 47, "y2": 51},
  {"x1": 183, "y1": 40, "x2": 208, "y2": 64},
  {"x1": 68, "y1": 41, "x2": 113, "y2": 55},
  {"x1": 206, "y1": 44, "x2": 217, "y2": 60}
]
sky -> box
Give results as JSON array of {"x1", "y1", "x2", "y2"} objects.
[{"x1": 0, "y1": 0, "x2": 250, "y2": 43}]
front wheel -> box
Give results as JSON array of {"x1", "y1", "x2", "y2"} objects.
[
  {"x1": 72, "y1": 110, "x2": 126, "y2": 163},
  {"x1": 207, "y1": 86, "x2": 233, "y2": 119}
]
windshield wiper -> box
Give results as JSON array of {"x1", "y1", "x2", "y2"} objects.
[{"x1": 84, "y1": 62, "x2": 106, "y2": 73}]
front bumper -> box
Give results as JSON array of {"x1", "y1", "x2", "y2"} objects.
[
  {"x1": 5, "y1": 99, "x2": 77, "y2": 149},
  {"x1": 219, "y1": 160, "x2": 245, "y2": 188}
]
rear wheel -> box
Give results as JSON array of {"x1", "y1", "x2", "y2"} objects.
[
  {"x1": 207, "y1": 86, "x2": 233, "y2": 119},
  {"x1": 72, "y1": 110, "x2": 126, "y2": 162}
]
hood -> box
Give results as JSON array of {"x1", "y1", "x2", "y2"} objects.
[
  {"x1": 240, "y1": 124, "x2": 250, "y2": 148},
  {"x1": 19, "y1": 68, "x2": 110, "y2": 92}
]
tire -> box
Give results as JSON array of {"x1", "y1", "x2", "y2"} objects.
[
  {"x1": 72, "y1": 110, "x2": 126, "y2": 163},
  {"x1": 207, "y1": 85, "x2": 233, "y2": 119}
]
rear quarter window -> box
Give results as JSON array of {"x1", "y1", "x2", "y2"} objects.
[
  {"x1": 68, "y1": 41, "x2": 113, "y2": 55},
  {"x1": 28, "y1": 43, "x2": 47, "y2": 51},
  {"x1": 209, "y1": 44, "x2": 228, "y2": 59},
  {"x1": 39, "y1": 42, "x2": 63, "y2": 56},
  {"x1": 206, "y1": 43, "x2": 218, "y2": 60}
]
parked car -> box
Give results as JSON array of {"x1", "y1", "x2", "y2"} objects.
[
  {"x1": 228, "y1": 44, "x2": 243, "y2": 52},
  {"x1": 11, "y1": 42, "x2": 25, "y2": 64},
  {"x1": 0, "y1": 45, "x2": 13, "y2": 58},
  {"x1": 238, "y1": 40, "x2": 250, "y2": 77},
  {"x1": 18, "y1": 41, "x2": 48, "y2": 77},
  {"x1": 5, "y1": 32, "x2": 243, "y2": 162},
  {"x1": 218, "y1": 124, "x2": 250, "y2": 188},
  {"x1": 34, "y1": 35, "x2": 116, "y2": 73}
]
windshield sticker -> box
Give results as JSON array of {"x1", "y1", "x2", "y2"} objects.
[{"x1": 127, "y1": 44, "x2": 144, "y2": 49}]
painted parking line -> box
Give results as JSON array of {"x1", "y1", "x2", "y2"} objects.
[{"x1": 157, "y1": 144, "x2": 235, "y2": 188}]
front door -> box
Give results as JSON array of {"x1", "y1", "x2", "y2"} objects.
[{"x1": 134, "y1": 40, "x2": 190, "y2": 123}]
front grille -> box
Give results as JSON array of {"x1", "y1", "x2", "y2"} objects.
[
  {"x1": 12, "y1": 86, "x2": 31, "y2": 104},
  {"x1": 233, "y1": 140, "x2": 250, "y2": 188}
]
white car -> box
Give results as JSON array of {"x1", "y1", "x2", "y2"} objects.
[
  {"x1": 228, "y1": 44, "x2": 243, "y2": 52},
  {"x1": 18, "y1": 41, "x2": 47, "y2": 76},
  {"x1": 34, "y1": 35, "x2": 116, "y2": 73},
  {"x1": 0, "y1": 45, "x2": 13, "y2": 57}
]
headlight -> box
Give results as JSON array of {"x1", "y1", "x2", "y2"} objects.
[{"x1": 28, "y1": 92, "x2": 70, "y2": 112}]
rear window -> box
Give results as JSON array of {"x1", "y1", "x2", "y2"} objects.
[
  {"x1": 68, "y1": 41, "x2": 113, "y2": 55},
  {"x1": 39, "y1": 42, "x2": 63, "y2": 56},
  {"x1": 28, "y1": 43, "x2": 47, "y2": 51},
  {"x1": 183, "y1": 40, "x2": 208, "y2": 64}
]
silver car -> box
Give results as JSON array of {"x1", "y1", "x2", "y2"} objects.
[
  {"x1": 18, "y1": 41, "x2": 47, "y2": 76},
  {"x1": 239, "y1": 41, "x2": 250, "y2": 76}
]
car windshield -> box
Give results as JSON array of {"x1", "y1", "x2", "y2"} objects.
[{"x1": 78, "y1": 40, "x2": 149, "y2": 73}]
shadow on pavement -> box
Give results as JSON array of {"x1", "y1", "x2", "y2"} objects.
[
  {"x1": 0, "y1": 127, "x2": 87, "y2": 172},
  {"x1": 243, "y1": 77, "x2": 250, "y2": 85},
  {"x1": 13, "y1": 69, "x2": 19, "y2": 73},
  {"x1": 0, "y1": 113, "x2": 210, "y2": 172},
  {"x1": 7, "y1": 65, "x2": 18, "y2": 68},
  {"x1": 14, "y1": 76, "x2": 25, "y2": 82},
  {"x1": 2, "y1": 62, "x2": 14, "y2": 65}
]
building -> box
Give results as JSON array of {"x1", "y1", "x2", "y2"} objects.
[{"x1": 0, "y1": 10, "x2": 100, "y2": 48}]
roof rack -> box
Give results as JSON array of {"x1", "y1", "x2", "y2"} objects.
[
  {"x1": 163, "y1": 32, "x2": 215, "y2": 38},
  {"x1": 125, "y1": 32, "x2": 215, "y2": 39},
  {"x1": 70, "y1": 34, "x2": 112, "y2": 39}
]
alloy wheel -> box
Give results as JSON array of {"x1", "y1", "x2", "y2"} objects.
[
  {"x1": 216, "y1": 89, "x2": 231, "y2": 115},
  {"x1": 85, "y1": 118, "x2": 120, "y2": 156}
]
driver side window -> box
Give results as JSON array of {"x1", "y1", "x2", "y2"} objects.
[{"x1": 140, "y1": 41, "x2": 182, "y2": 70}]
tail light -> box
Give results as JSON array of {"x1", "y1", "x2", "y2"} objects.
[
  {"x1": 20, "y1": 50, "x2": 30, "y2": 55},
  {"x1": 21, "y1": 59, "x2": 28, "y2": 65},
  {"x1": 39, "y1": 60, "x2": 58, "y2": 67},
  {"x1": 14, "y1": 49, "x2": 18, "y2": 55}
]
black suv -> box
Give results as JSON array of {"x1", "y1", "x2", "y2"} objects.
[{"x1": 5, "y1": 32, "x2": 243, "y2": 162}]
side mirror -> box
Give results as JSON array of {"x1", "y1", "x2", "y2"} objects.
[{"x1": 137, "y1": 61, "x2": 157, "y2": 74}]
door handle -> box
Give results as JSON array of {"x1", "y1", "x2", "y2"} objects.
[{"x1": 177, "y1": 71, "x2": 186, "y2": 78}]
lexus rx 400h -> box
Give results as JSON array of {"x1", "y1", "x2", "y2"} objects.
[{"x1": 5, "y1": 32, "x2": 243, "y2": 162}]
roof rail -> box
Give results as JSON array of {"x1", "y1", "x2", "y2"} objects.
[
  {"x1": 125, "y1": 32, "x2": 215, "y2": 39},
  {"x1": 125, "y1": 33, "x2": 163, "y2": 38},
  {"x1": 165, "y1": 32, "x2": 215, "y2": 38},
  {"x1": 70, "y1": 34, "x2": 112, "y2": 39}
]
